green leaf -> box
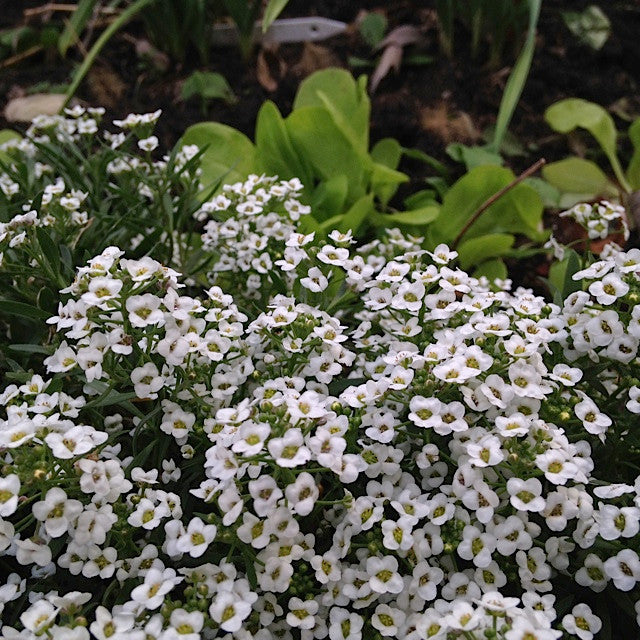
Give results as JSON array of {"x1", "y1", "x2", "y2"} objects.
[
  {"x1": 488, "y1": 0, "x2": 541, "y2": 153},
  {"x1": 544, "y1": 98, "x2": 630, "y2": 191},
  {"x1": 58, "y1": 0, "x2": 96, "y2": 56},
  {"x1": 262, "y1": 0, "x2": 290, "y2": 33},
  {"x1": 255, "y1": 101, "x2": 313, "y2": 187},
  {"x1": 180, "y1": 122, "x2": 256, "y2": 191},
  {"x1": 371, "y1": 138, "x2": 403, "y2": 170},
  {"x1": 311, "y1": 175, "x2": 349, "y2": 222},
  {"x1": 525, "y1": 177, "x2": 562, "y2": 208},
  {"x1": 285, "y1": 106, "x2": 368, "y2": 203},
  {"x1": 0, "y1": 299, "x2": 51, "y2": 320},
  {"x1": 562, "y1": 5, "x2": 611, "y2": 51},
  {"x1": 8, "y1": 344, "x2": 52, "y2": 355},
  {"x1": 401, "y1": 146, "x2": 449, "y2": 175},
  {"x1": 0, "y1": 129, "x2": 21, "y2": 165},
  {"x1": 370, "y1": 162, "x2": 408, "y2": 207},
  {"x1": 446, "y1": 143, "x2": 504, "y2": 169},
  {"x1": 181, "y1": 71, "x2": 237, "y2": 105},
  {"x1": 338, "y1": 194, "x2": 374, "y2": 234},
  {"x1": 428, "y1": 165, "x2": 544, "y2": 246},
  {"x1": 36, "y1": 227, "x2": 60, "y2": 276},
  {"x1": 293, "y1": 69, "x2": 370, "y2": 154},
  {"x1": 542, "y1": 157, "x2": 617, "y2": 196},
  {"x1": 473, "y1": 258, "x2": 507, "y2": 283},
  {"x1": 548, "y1": 248, "x2": 582, "y2": 304},
  {"x1": 404, "y1": 189, "x2": 438, "y2": 210},
  {"x1": 359, "y1": 12, "x2": 387, "y2": 47},
  {"x1": 373, "y1": 206, "x2": 440, "y2": 227},
  {"x1": 457, "y1": 233, "x2": 515, "y2": 270},
  {"x1": 627, "y1": 118, "x2": 640, "y2": 190}
]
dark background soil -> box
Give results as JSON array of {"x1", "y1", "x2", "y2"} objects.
[{"x1": 2, "y1": 0, "x2": 640, "y2": 174}]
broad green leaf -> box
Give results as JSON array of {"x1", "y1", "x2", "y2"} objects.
[
  {"x1": 0, "y1": 129, "x2": 21, "y2": 165},
  {"x1": 338, "y1": 194, "x2": 374, "y2": 234},
  {"x1": 285, "y1": 106, "x2": 368, "y2": 203},
  {"x1": 371, "y1": 138, "x2": 403, "y2": 170},
  {"x1": 181, "y1": 71, "x2": 237, "y2": 104},
  {"x1": 373, "y1": 206, "x2": 440, "y2": 227},
  {"x1": 428, "y1": 165, "x2": 544, "y2": 247},
  {"x1": 446, "y1": 143, "x2": 504, "y2": 169},
  {"x1": 58, "y1": 0, "x2": 96, "y2": 56},
  {"x1": 180, "y1": 122, "x2": 256, "y2": 190},
  {"x1": 404, "y1": 189, "x2": 438, "y2": 210},
  {"x1": 457, "y1": 233, "x2": 514, "y2": 270},
  {"x1": 255, "y1": 101, "x2": 313, "y2": 187},
  {"x1": 544, "y1": 98, "x2": 630, "y2": 191},
  {"x1": 311, "y1": 175, "x2": 349, "y2": 222},
  {"x1": 525, "y1": 177, "x2": 562, "y2": 208},
  {"x1": 293, "y1": 69, "x2": 370, "y2": 154},
  {"x1": 473, "y1": 258, "x2": 507, "y2": 283},
  {"x1": 627, "y1": 118, "x2": 640, "y2": 190},
  {"x1": 370, "y1": 162, "x2": 408, "y2": 207},
  {"x1": 0, "y1": 299, "x2": 52, "y2": 320},
  {"x1": 542, "y1": 157, "x2": 616, "y2": 196},
  {"x1": 262, "y1": 0, "x2": 290, "y2": 33}
]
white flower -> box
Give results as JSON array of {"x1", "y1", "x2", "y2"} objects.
[
  {"x1": 138, "y1": 136, "x2": 159, "y2": 152},
  {"x1": 0, "y1": 475, "x2": 20, "y2": 517},
  {"x1": 32, "y1": 488, "x2": 83, "y2": 538},
  {"x1": 562, "y1": 603, "x2": 601, "y2": 640}
]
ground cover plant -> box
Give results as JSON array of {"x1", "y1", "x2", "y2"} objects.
[{"x1": 1, "y1": 109, "x2": 640, "y2": 640}]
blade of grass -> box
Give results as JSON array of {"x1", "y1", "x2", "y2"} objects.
[
  {"x1": 62, "y1": 0, "x2": 154, "y2": 110},
  {"x1": 487, "y1": 0, "x2": 541, "y2": 154}
]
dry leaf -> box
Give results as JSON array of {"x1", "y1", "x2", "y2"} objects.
[
  {"x1": 419, "y1": 102, "x2": 480, "y2": 144},
  {"x1": 86, "y1": 65, "x2": 126, "y2": 110},
  {"x1": 257, "y1": 44, "x2": 286, "y2": 93},
  {"x1": 4, "y1": 94, "x2": 66, "y2": 122},
  {"x1": 375, "y1": 24, "x2": 422, "y2": 50},
  {"x1": 370, "y1": 44, "x2": 402, "y2": 94},
  {"x1": 291, "y1": 42, "x2": 341, "y2": 78}
]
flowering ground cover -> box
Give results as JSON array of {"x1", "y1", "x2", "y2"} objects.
[{"x1": 1, "y1": 109, "x2": 640, "y2": 640}]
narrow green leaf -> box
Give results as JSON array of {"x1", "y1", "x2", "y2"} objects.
[
  {"x1": 370, "y1": 162, "x2": 408, "y2": 207},
  {"x1": 0, "y1": 299, "x2": 51, "y2": 320},
  {"x1": 58, "y1": 0, "x2": 96, "y2": 57},
  {"x1": 488, "y1": 0, "x2": 541, "y2": 153},
  {"x1": 371, "y1": 138, "x2": 403, "y2": 170},
  {"x1": 627, "y1": 118, "x2": 640, "y2": 190},
  {"x1": 8, "y1": 344, "x2": 52, "y2": 355},
  {"x1": 36, "y1": 227, "x2": 60, "y2": 276},
  {"x1": 359, "y1": 12, "x2": 387, "y2": 47},
  {"x1": 181, "y1": 71, "x2": 237, "y2": 105},
  {"x1": 0, "y1": 129, "x2": 21, "y2": 165}
]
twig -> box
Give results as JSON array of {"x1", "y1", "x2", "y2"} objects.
[
  {"x1": 452, "y1": 158, "x2": 546, "y2": 249},
  {"x1": 24, "y1": 4, "x2": 117, "y2": 18},
  {"x1": 0, "y1": 45, "x2": 43, "y2": 69}
]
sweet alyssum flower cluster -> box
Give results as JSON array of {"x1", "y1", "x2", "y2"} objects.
[{"x1": 2, "y1": 162, "x2": 640, "y2": 640}]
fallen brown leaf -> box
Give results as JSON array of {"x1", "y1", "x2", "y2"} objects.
[
  {"x1": 419, "y1": 102, "x2": 481, "y2": 144},
  {"x1": 291, "y1": 42, "x2": 341, "y2": 78},
  {"x1": 370, "y1": 44, "x2": 402, "y2": 94},
  {"x1": 257, "y1": 44, "x2": 286, "y2": 93}
]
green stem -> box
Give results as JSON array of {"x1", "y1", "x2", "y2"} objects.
[{"x1": 62, "y1": 0, "x2": 155, "y2": 110}]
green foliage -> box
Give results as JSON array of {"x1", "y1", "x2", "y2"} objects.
[
  {"x1": 426, "y1": 165, "x2": 545, "y2": 273},
  {"x1": 435, "y1": 0, "x2": 533, "y2": 67},
  {"x1": 181, "y1": 71, "x2": 237, "y2": 112},
  {"x1": 58, "y1": 0, "x2": 97, "y2": 57},
  {"x1": 544, "y1": 98, "x2": 640, "y2": 201},
  {"x1": 181, "y1": 69, "x2": 423, "y2": 235},
  {"x1": 358, "y1": 12, "x2": 387, "y2": 48}
]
